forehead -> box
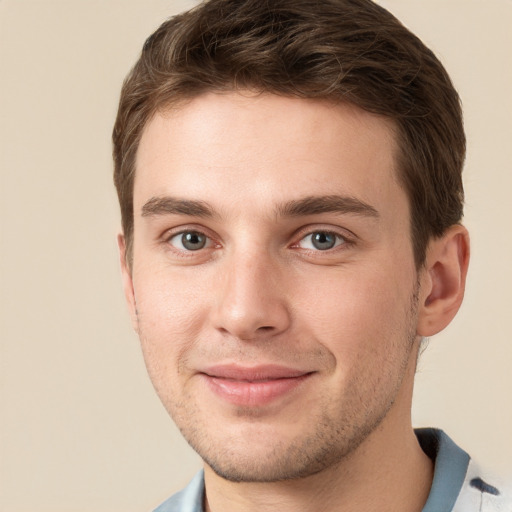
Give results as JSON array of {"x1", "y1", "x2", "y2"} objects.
[{"x1": 134, "y1": 92, "x2": 404, "y2": 221}]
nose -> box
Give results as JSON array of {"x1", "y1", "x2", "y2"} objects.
[{"x1": 212, "y1": 248, "x2": 291, "y2": 341}]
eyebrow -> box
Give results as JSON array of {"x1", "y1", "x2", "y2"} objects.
[
  {"x1": 277, "y1": 195, "x2": 379, "y2": 219},
  {"x1": 141, "y1": 196, "x2": 216, "y2": 218},
  {"x1": 140, "y1": 194, "x2": 379, "y2": 220}
]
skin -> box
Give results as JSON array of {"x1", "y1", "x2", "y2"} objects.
[{"x1": 119, "y1": 92, "x2": 469, "y2": 512}]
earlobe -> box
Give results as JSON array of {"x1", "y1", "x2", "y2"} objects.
[
  {"x1": 417, "y1": 225, "x2": 470, "y2": 337},
  {"x1": 117, "y1": 233, "x2": 139, "y2": 333}
]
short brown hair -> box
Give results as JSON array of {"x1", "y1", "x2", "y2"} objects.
[{"x1": 113, "y1": 0, "x2": 465, "y2": 267}]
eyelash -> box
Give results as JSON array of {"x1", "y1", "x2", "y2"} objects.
[
  {"x1": 163, "y1": 226, "x2": 354, "y2": 256},
  {"x1": 294, "y1": 230, "x2": 350, "y2": 252},
  {"x1": 164, "y1": 228, "x2": 218, "y2": 256}
]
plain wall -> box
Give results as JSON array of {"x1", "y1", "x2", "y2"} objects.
[{"x1": 1, "y1": 1, "x2": 511, "y2": 510}]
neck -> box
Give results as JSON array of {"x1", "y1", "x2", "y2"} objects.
[{"x1": 203, "y1": 356, "x2": 433, "y2": 512}]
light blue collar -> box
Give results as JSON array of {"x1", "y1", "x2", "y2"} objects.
[{"x1": 416, "y1": 428, "x2": 470, "y2": 512}]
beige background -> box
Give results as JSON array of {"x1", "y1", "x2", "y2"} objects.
[{"x1": 1, "y1": 1, "x2": 511, "y2": 510}]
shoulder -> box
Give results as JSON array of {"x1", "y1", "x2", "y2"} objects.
[
  {"x1": 453, "y1": 459, "x2": 512, "y2": 512},
  {"x1": 415, "y1": 429, "x2": 511, "y2": 512},
  {"x1": 153, "y1": 470, "x2": 205, "y2": 512}
]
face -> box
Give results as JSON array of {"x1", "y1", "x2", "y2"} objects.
[{"x1": 123, "y1": 92, "x2": 423, "y2": 482}]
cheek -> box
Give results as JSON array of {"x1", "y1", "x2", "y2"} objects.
[
  {"x1": 298, "y1": 266, "x2": 418, "y2": 410},
  {"x1": 297, "y1": 264, "x2": 416, "y2": 357},
  {"x1": 133, "y1": 267, "x2": 209, "y2": 380},
  {"x1": 135, "y1": 264, "x2": 207, "y2": 328}
]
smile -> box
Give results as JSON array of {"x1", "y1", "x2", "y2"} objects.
[{"x1": 200, "y1": 365, "x2": 315, "y2": 407}]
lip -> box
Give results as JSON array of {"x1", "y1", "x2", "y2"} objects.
[{"x1": 199, "y1": 364, "x2": 314, "y2": 407}]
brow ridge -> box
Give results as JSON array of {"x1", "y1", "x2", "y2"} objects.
[
  {"x1": 140, "y1": 194, "x2": 379, "y2": 220},
  {"x1": 277, "y1": 195, "x2": 379, "y2": 218},
  {"x1": 141, "y1": 196, "x2": 215, "y2": 218}
]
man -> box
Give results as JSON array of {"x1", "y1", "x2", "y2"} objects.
[{"x1": 112, "y1": 0, "x2": 509, "y2": 510}]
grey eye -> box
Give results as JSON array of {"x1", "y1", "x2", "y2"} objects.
[
  {"x1": 169, "y1": 231, "x2": 208, "y2": 251},
  {"x1": 299, "y1": 231, "x2": 343, "y2": 251},
  {"x1": 311, "y1": 232, "x2": 336, "y2": 250}
]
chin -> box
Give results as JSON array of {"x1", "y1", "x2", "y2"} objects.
[
  {"x1": 184, "y1": 413, "x2": 382, "y2": 483},
  {"x1": 203, "y1": 448, "x2": 336, "y2": 483}
]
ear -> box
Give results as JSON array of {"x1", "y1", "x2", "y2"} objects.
[
  {"x1": 117, "y1": 233, "x2": 139, "y2": 333},
  {"x1": 417, "y1": 225, "x2": 470, "y2": 337}
]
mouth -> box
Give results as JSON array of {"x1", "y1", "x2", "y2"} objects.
[{"x1": 199, "y1": 364, "x2": 315, "y2": 407}]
